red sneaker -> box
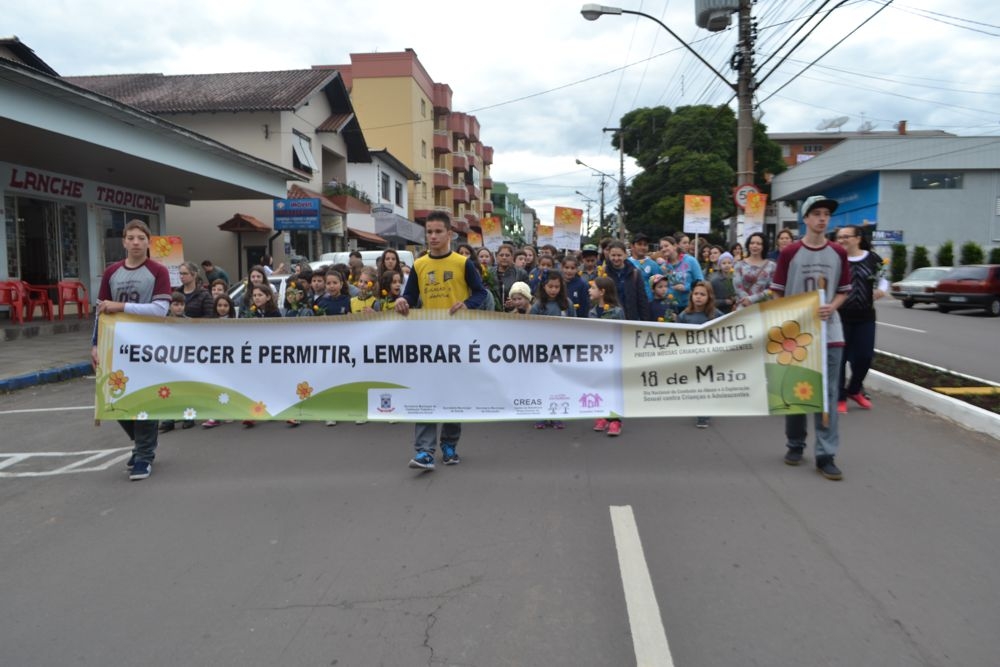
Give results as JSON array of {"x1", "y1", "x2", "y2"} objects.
[
  {"x1": 593, "y1": 418, "x2": 609, "y2": 432},
  {"x1": 848, "y1": 393, "x2": 872, "y2": 409},
  {"x1": 837, "y1": 400, "x2": 848, "y2": 414},
  {"x1": 607, "y1": 421, "x2": 622, "y2": 437}
]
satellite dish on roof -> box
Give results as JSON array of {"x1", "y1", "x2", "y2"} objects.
[
  {"x1": 816, "y1": 116, "x2": 849, "y2": 131},
  {"x1": 857, "y1": 120, "x2": 877, "y2": 133}
]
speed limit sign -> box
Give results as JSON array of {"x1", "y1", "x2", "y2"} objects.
[{"x1": 733, "y1": 183, "x2": 760, "y2": 210}]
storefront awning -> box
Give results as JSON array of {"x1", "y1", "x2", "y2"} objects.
[
  {"x1": 348, "y1": 228, "x2": 387, "y2": 246},
  {"x1": 374, "y1": 213, "x2": 424, "y2": 244},
  {"x1": 218, "y1": 213, "x2": 271, "y2": 233}
]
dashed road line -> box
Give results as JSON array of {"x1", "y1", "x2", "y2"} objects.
[{"x1": 610, "y1": 505, "x2": 675, "y2": 667}]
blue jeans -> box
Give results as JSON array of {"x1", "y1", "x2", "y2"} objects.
[
  {"x1": 786, "y1": 346, "x2": 843, "y2": 458},
  {"x1": 414, "y1": 423, "x2": 461, "y2": 454},
  {"x1": 119, "y1": 420, "x2": 159, "y2": 464},
  {"x1": 839, "y1": 319, "x2": 876, "y2": 399}
]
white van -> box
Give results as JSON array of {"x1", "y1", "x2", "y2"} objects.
[{"x1": 312, "y1": 250, "x2": 415, "y2": 270}]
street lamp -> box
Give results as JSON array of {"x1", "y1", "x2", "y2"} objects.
[{"x1": 580, "y1": 2, "x2": 755, "y2": 247}]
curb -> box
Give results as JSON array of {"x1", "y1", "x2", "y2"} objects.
[
  {"x1": 866, "y1": 370, "x2": 1000, "y2": 441},
  {"x1": 0, "y1": 362, "x2": 93, "y2": 393}
]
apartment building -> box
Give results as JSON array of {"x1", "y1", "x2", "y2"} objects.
[{"x1": 323, "y1": 49, "x2": 494, "y2": 240}]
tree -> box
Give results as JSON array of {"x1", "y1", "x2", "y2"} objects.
[
  {"x1": 911, "y1": 246, "x2": 931, "y2": 269},
  {"x1": 614, "y1": 104, "x2": 786, "y2": 239}
]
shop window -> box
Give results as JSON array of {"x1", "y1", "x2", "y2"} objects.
[
  {"x1": 911, "y1": 172, "x2": 963, "y2": 189},
  {"x1": 292, "y1": 132, "x2": 318, "y2": 173}
]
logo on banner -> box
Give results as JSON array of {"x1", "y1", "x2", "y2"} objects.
[
  {"x1": 377, "y1": 393, "x2": 395, "y2": 413},
  {"x1": 579, "y1": 393, "x2": 604, "y2": 409}
]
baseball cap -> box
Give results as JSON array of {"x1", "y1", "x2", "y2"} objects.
[
  {"x1": 581, "y1": 244, "x2": 599, "y2": 256},
  {"x1": 649, "y1": 274, "x2": 667, "y2": 288},
  {"x1": 509, "y1": 282, "x2": 532, "y2": 300},
  {"x1": 801, "y1": 195, "x2": 838, "y2": 216},
  {"x1": 632, "y1": 233, "x2": 650, "y2": 244}
]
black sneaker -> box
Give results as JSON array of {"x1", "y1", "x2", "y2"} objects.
[
  {"x1": 181, "y1": 420, "x2": 195, "y2": 429},
  {"x1": 158, "y1": 421, "x2": 175, "y2": 433},
  {"x1": 408, "y1": 451, "x2": 435, "y2": 470},
  {"x1": 129, "y1": 460, "x2": 152, "y2": 481},
  {"x1": 124, "y1": 453, "x2": 136, "y2": 471},
  {"x1": 441, "y1": 443, "x2": 460, "y2": 465},
  {"x1": 815, "y1": 455, "x2": 843, "y2": 481},
  {"x1": 696, "y1": 417, "x2": 709, "y2": 429},
  {"x1": 783, "y1": 446, "x2": 804, "y2": 466}
]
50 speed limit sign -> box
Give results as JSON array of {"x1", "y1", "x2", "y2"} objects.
[{"x1": 733, "y1": 183, "x2": 760, "y2": 210}]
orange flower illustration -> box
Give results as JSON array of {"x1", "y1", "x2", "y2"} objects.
[
  {"x1": 793, "y1": 381, "x2": 814, "y2": 401},
  {"x1": 296, "y1": 381, "x2": 313, "y2": 400},
  {"x1": 250, "y1": 401, "x2": 268, "y2": 417},
  {"x1": 107, "y1": 369, "x2": 129, "y2": 394},
  {"x1": 157, "y1": 386, "x2": 171, "y2": 399},
  {"x1": 767, "y1": 320, "x2": 813, "y2": 365},
  {"x1": 152, "y1": 237, "x2": 173, "y2": 258}
]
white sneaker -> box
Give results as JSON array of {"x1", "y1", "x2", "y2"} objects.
[{"x1": 325, "y1": 420, "x2": 337, "y2": 427}]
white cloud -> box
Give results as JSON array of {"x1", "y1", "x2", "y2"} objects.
[{"x1": 7, "y1": 0, "x2": 998, "y2": 219}]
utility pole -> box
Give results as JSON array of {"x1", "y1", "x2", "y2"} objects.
[
  {"x1": 733, "y1": 0, "x2": 755, "y2": 247},
  {"x1": 598, "y1": 178, "x2": 606, "y2": 238},
  {"x1": 603, "y1": 126, "x2": 626, "y2": 240}
]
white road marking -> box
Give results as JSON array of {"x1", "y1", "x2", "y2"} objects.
[
  {"x1": 0, "y1": 406, "x2": 94, "y2": 416},
  {"x1": 877, "y1": 321, "x2": 926, "y2": 333},
  {"x1": 0, "y1": 448, "x2": 131, "y2": 478},
  {"x1": 610, "y1": 505, "x2": 675, "y2": 667}
]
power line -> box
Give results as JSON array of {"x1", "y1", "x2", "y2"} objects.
[
  {"x1": 755, "y1": 0, "x2": 851, "y2": 88},
  {"x1": 757, "y1": 0, "x2": 896, "y2": 106},
  {"x1": 753, "y1": 0, "x2": 837, "y2": 82}
]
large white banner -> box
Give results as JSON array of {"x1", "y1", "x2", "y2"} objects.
[{"x1": 95, "y1": 293, "x2": 827, "y2": 422}]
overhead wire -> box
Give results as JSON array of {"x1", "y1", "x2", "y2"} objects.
[{"x1": 757, "y1": 0, "x2": 896, "y2": 106}]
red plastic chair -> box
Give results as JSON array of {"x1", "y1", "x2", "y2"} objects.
[
  {"x1": 0, "y1": 280, "x2": 26, "y2": 324},
  {"x1": 57, "y1": 280, "x2": 91, "y2": 320},
  {"x1": 17, "y1": 281, "x2": 54, "y2": 321}
]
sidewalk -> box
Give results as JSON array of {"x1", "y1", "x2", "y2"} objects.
[{"x1": 0, "y1": 317, "x2": 95, "y2": 392}]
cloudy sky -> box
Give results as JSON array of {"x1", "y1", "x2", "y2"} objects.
[{"x1": 6, "y1": 0, "x2": 999, "y2": 223}]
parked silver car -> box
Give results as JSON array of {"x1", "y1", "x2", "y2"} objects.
[{"x1": 890, "y1": 266, "x2": 952, "y2": 308}]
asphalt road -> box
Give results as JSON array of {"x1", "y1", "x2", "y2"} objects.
[
  {"x1": 1, "y1": 378, "x2": 998, "y2": 667},
  {"x1": 875, "y1": 298, "x2": 1000, "y2": 382}
]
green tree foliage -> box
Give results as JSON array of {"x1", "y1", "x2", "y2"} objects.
[
  {"x1": 890, "y1": 244, "x2": 908, "y2": 282},
  {"x1": 911, "y1": 245, "x2": 930, "y2": 269},
  {"x1": 959, "y1": 241, "x2": 984, "y2": 265},
  {"x1": 989, "y1": 247, "x2": 1000, "y2": 264},
  {"x1": 615, "y1": 104, "x2": 787, "y2": 239},
  {"x1": 936, "y1": 240, "x2": 954, "y2": 267}
]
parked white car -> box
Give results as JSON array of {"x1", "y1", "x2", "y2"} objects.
[
  {"x1": 311, "y1": 250, "x2": 415, "y2": 271},
  {"x1": 228, "y1": 274, "x2": 294, "y2": 316},
  {"x1": 890, "y1": 266, "x2": 952, "y2": 308}
]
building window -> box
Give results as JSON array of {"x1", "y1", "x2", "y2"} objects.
[
  {"x1": 381, "y1": 173, "x2": 391, "y2": 201},
  {"x1": 911, "y1": 172, "x2": 964, "y2": 189},
  {"x1": 802, "y1": 144, "x2": 824, "y2": 153},
  {"x1": 420, "y1": 98, "x2": 427, "y2": 117},
  {"x1": 421, "y1": 140, "x2": 427, "y2": 158},
  {"x1": 394, "y1": 181, "x2": 404, "y2": 207},
  {"x1": 291, "y1": 131, "x2": 318, "y2": 173}
]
